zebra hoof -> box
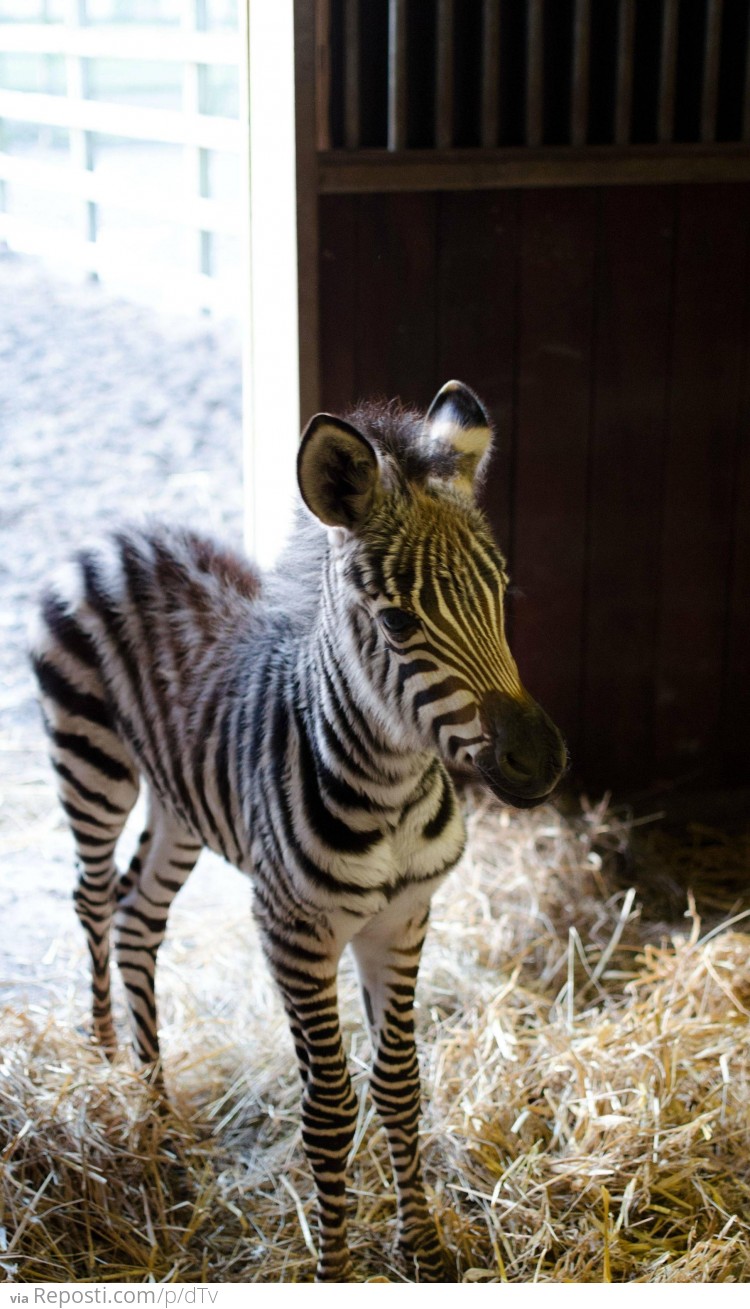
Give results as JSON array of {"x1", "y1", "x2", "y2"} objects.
[
  {"x1": 94, "y1": 1027, "x2": 118, "y2": 1060},
  {"x1": 314, "y1": 1256, "x2": 355, "y2": 1283},
  {"x1": 400, "y1": 1230, "x2": 456, "y2": 1283}
]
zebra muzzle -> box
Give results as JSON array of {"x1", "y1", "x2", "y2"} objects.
[{"x1": 475, "y1": 690, "x2": 567, "y2": 809}]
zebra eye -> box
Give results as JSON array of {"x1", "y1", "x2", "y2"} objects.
[{"x1": 379, "y1": 607, "x2": 418, "y2": 640}]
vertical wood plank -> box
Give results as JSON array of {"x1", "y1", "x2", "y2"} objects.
[
  {"x1": 388, "y1": 0, "x2": 408, "y2": 151},
  {"x1": 315, "y1": 0, "x2": 332, "y2": 151},
  {"x1": 343, "y1": 0, "x2": 360, "y2": 149},
  {"x1": 571, "y1": 0, "x2": 591, "y2": 147},
  {"x1": 583, "y1": 187, "x2": 676, "y2": 788},
  {"x1": 701, "y1": 0, "x2": 724, "y2": 143},
  {"x1": 354, "y1": 193, "x2": 438, "y2": 404},
  {"x1": 721, "y1": 188, "x2": 750, "y2": 779},
  {"x1": 436, "y1": 0, "x2": 454, "y2": 150},
  {"x1": 511, "y1": 189, "x2": 598, "y2": 759},
  {"x1": 614, "y1": 0, "x2": 636, "y2": 145},
  {"x1": 436, "y1": 191, "x2": 519, "y2": 553},
  {"x1": 319, "y1": 195, "x2": 358, "y2": 412},
  {"x1": 526, "y1": 0, "x2": 544, "y2": 147},
  {"x1": 658, "y1": 0, "x2": 679, "y2": 144},
  {"x1": 654, "y1": 185, "x2": 748, "y2": 782},
  {"x1": 481, "y1": 0, "x2": 500, "y2": 147}
]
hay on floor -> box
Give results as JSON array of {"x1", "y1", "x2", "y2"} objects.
[{"x1": 1, "y1": 793, "x2": 750, "y2": 1283}]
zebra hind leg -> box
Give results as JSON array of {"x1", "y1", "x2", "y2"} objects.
[
  {"x1": 115, "y1": 790, "x2": 202, "y2": 1084},
  {"x1": 31, "y1": 585, "x2": 140, "y2": 1055}
]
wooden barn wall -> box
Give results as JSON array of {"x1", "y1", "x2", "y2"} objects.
[{"x1": 318, "y1": 182, "x2": 750, "y2": 793}]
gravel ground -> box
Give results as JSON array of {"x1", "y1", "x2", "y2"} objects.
[{"x1": 0, "y1": 251, "x2": 248, "y2": 996}]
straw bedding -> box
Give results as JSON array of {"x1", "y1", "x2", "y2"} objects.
[{"x1": 1, "y1": 791, "x2": 749, "y2": 1283}]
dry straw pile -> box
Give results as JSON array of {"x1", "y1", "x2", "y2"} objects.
[{"x1": 1, "y1": 791, "x2": 750, "y2": 1283}]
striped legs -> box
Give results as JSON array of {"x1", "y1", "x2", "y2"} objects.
[
  {"x1": 115, "y1": 791, "x2": 202, "y2": 1076},
  {"x1": 69, "y1": 785, "x2": 137, "y2": 1055},
  {"x1": 270, "y1": 958, "x2": 358, "y2": 1282},
  {"x1": 33, "y1": 618, "x2": 139, "y2": 1054},
  {"x1": 351, "y1": 900, "x2": 448, "y2": 1281}
]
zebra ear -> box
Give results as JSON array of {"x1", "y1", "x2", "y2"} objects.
[
  {"x1": 425, "y1": 380, "x2": 493, "y2": 494},
  {"x1": 297, "y1": 414, "x2": 381, "y2": 531}
]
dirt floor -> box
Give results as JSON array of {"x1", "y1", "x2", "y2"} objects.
[{"x1": 0, "y1": 251, "x2": 246, "y2": 999}]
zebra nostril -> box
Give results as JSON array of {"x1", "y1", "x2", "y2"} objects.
[{"x1": 500, "y1": 751, "x2": 535, "y2": 785}]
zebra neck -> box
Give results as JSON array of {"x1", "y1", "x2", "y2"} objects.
[{"x1": 301, "y1": 617, "x2": 435, "y2": 805}]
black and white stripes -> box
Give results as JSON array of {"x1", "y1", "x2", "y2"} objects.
[{"x1": 30, "y1": 381, "x2": 566, "y2": 1281}]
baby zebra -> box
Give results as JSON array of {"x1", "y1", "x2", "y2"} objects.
[{"x1": 31, "y1": 381, "x2": 566, "y2": 1281}]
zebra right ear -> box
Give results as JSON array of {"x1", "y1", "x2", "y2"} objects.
[{"x1": 297, "y1": 414, "x2": 381, "y2": 531}]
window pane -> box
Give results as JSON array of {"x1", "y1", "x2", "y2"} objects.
[
  {"x1": 201, "y1": 63, "x2": 238, "y2": 118},
  {"x1": 204, "y1": 1, "x2": 238, "y2": 31},
  {"x1": 206, "y1": 148, "x2": 239, "y2": 206},
  {"x1": 92, "y1": 135, "x2": 184, "y2": 195},
  {"x1": 1, "y1": 121, "x2": 70, "y2": 155},
  {"x1": 85, "y1": 1, "x2": 181, "y2": 26},
  {"x1": 86, "y1": 58, "x2": 182, "y2": 111},
  {"x1": 0, "y1": 53, "x2": 67, "y2": 95},
  {"x1": 0, "y1": 1, "x2": 66, "y2": 21}
]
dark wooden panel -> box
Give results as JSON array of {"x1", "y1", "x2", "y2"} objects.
[
  {"x1": 436, "y1": 190, "x2": 519, "y2": 556},
  {"x1": 315, "y1": 181, "x2": 750, "y2": 791},
  {"x1": 654, "y1": 183, "x2": 750, "y2": 782},
  {"x1": 319, "y1": 194, "x2": 358, "y2": 414},
  {"x1": 353, "y1": 192, "x2": 438, "y2": 405},
  {"x1": 582, "y1": 187, "x2": 676, "y2": 787},
  {"x1": 510, "y1": 188, "x2": 598, "y2": 759}
]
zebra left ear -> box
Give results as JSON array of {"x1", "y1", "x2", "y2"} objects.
[
  {"x1": 425, "y1": 380, "x2": 493, "y2": 495},
  {"x1": 297, "y1": 413, "x2": 381, "y2": 531}
]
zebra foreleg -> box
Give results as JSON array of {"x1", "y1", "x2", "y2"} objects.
[
  {"x1": 351, "y1": 902, "x2": 451, "y2": 1282},
  {"x1": 271, "y1": 961, "x2": 359, "y2": 1282},
  {"x1": 114, "y1": 791, "x2": 202, "y2": 1082}
]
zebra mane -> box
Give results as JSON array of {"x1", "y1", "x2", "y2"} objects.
[{"x1": 346, "y1": 398, "x2": 461, "y2": 487}]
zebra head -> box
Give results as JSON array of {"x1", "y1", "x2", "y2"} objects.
[{"x1": 297, "y1": 381, "x2": 567, "y2": 809}]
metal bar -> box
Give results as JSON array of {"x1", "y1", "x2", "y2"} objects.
[
  {"x1": 343, "y1": 0, "x2": 360, "y2": 149},
  {"x1": 571, "y1": 0, "x2": 591, "y2": 146},
  {"x1": 0, "y1": 90, "x2": 241, "y2": 150},
  {"x1": 0, "y1": 23, "x2": 239, "y2": 63},
  {"x1": 615, "y1": 0, "x2": 636, "y2": 145},
  {"x1": 315, "y1": 0, "x2": 331, "y2": 151},
  {"x1": 658, "y1": 0, "x2": 679, "y2": 144},
  {"x1": 744, "y1": 8, "x2": 750, "y2": 141},
  {"x1": 481, "y1": 0, "x2": 500, "y2": 148},
  {"x1": 388, "y1": 0, "x2": 407, "y2": 151},
  {"x1": 526, "y1": 0, "x2": 544, "y2": 148},
  {"x1": 435, "y1": 0, "x2": 454, "y2": 150},
  {"x1": 701, "y1": 0, "x2": 724, "y2": 143}
]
